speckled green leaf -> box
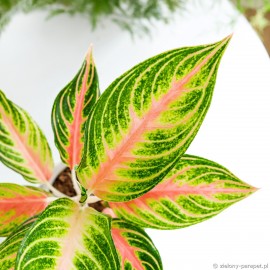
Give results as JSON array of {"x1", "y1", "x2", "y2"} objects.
[
  {"x1": 111, "y1": 219, "x2": 162, "y2": 270},
  {"x1": 0, "y1": 183, "x2": 50, "y2": 236},
  {"x1": 109, "y1": 154, "x2": 257, "y2": 229},
  {"x1": 0, "y1": 216, "x2": 37, "y2": 270},
  {"x1": 0, "y1": 90, "x2": 54, "y2": 183},
  {"x1": 52, "y1": 48, "x2": 99, "y2": 169},
  {"x1": 15, "y1": 198, "x2": 120, "y2": 270},
  {"x1": 77, "y1": 36, "x2": 231, "y2": 202}
]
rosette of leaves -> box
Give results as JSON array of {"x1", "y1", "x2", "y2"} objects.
[{"x1": 0, "y1": 36, "x2": 257, "y2": 269}]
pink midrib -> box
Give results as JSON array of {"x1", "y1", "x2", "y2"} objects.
[
  {"x1": 109, "y1": 182, "x2": 255, "y2": 217},
  {"x1": 112, "y1": 228, "x2": 144, "y2": 270},
  {"x1": 90, "y1": 38, "x2": 228, "y2": 191},
  {"x1": 111, "y1": 181, "x2": 254, "y2": 202},
  {"x1": 0, "y1": 110, "x2": 51, "y2": 182},
  {"x1": 139, "y1": 164, "x2": 256, "y2": 199},
  {"x1": 109, "y1": 166, "x2": 256, "y2": 208},
  {"x1": 56, "y1": 206, "x2": 82, "y2": 270},
  {"x1": 140, "y1": 182, "x2": 255, "y2": 200},
  {"x1": 67, "y1": 53, "x2": 92, "y2": 169}
]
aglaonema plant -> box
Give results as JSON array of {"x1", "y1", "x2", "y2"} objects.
[{"x1": 0, "y1": 35, "x2": 257, "y2": 269}]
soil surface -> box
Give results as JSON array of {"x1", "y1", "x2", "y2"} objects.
[
  {"x1": 53, "y1": 167, "x2": 77, "y2": 197},
  {"x1": 52, "y1": 167, "x2": 106, "y2": 212},
  {"x1": 88, "y1": 201, "x2": 107, "y2": 212}
]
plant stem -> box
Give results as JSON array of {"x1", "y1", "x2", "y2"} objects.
[
  {"x1": 46, "y1": 196, "x2": 58, "y2": 203},
  {"x1": 71, "y1": 168, "x2": 82, "y2": 198},
  {"x1": 86, "y1": 194, "x2": 101, "y2": 204}
]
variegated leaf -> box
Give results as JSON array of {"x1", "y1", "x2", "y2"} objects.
[
  {"x1": 0, "y1": 183, "x2": 50, "y2": 236},
  {"x1": 52, "y1": 48, "x2": 99, "y2": 169},
  {"x1": 111, "y1": 219, "x2": 162, "y2": 270},
  {"x1": 78, "y1": 36, "x2": 231, "y2": 202},
  {"x1": 15, "y1": 198, "x2": 120, "y2": 270},
  {"x1": 109, "y1": 155, "x2": 257, "y2": 229},
  {"x1": 0, "y1": 216, "x2": 37, "y2": 270},
  {"x1": 0, "y1": 90, "x2": 54, "y2": 183}
]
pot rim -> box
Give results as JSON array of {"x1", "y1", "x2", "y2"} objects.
[{"x1": 48, "y1": 162, "x2": 67, "y2": 184}]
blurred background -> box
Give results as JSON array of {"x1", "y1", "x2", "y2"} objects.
[
  {"x1": 0, "y1": 1, "x2": 269, "y2": 269},
  {"x1": 1, "y1": 0, "x2": 270, "y2": 53}
]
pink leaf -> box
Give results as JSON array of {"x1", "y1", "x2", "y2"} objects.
[
  {"x1": 0, "y1": 216, "x2": 37, "y2": 270},
  {"x1": 0, "y1": 183, "x2": 50, "y2": 236},
  {"x1": 78, "y1": 36, "x2": 231, "y2": 202},
  {"x1": 15, "y1": 198, "x2": 120, "y2": 269},
  {"x1": 109, "y1": 155, "x2": 257, "y2": 229},
  {"x1": 111, "y1": 219, "x2": 162, "y2": 270},
  {"x1": 0, "y1": 90, "x2": 54, "y2": 183},
  {"x1": 52, "y1": 47, "x2": 99, "y2": 169}
]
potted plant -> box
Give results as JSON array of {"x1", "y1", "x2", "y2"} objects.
[{"x1": 0, "y1": 35, "x2": 256, "y2": 269}]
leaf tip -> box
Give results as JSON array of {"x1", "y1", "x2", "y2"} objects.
[
  {"x1": 86, "y1": 43, "x2": 94, "y2": 60},
  {"x1": 220, "y1": 33, "x2": 233, "y2": 47},
  {"x1": 226, "y1": 33, "x2": 233, "y2": 39},
  {"x1": 242, "y1": 183, "x2": 259, "y2": 199},
  {"x1": 251, "y1": 185, "x2": 259, "y2": 193}
]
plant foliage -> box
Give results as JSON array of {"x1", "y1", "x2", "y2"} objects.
[
  {"x1": 1, "y1": 1, "x2": 270, "y2": 35},
  {"x1": 0, "y1": 36, "x2": 257, "y2": 269},
  {"x1": 0, "y1": 0, "x2": 184, "y2": 34}
]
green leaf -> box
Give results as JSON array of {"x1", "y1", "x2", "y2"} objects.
[
  {"x1": 0, "y1": 216, "x2": 37, "y2": 270},
  {"x1": 0, "y1": 183, "x2": 50, "y2": 236},
  {"x1": 109, "y1": 154, "x2": 257, "y2": 229},
  {"x1": 78, "y1": 36, "x2": 231, "y2": 202},
  {"x1": 0, "y1": 89, "x2": 54, "y2": 183},
  {"x1": 15, "y1": 198, "x2": 120, "y2": 270},
  {"x1": 111, "y1": 219, "x2": 162, "y2": 270},
  {"x1": 52, "y1": 48, "x2": 100, "y2": 169}
]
